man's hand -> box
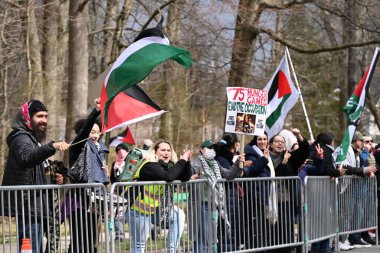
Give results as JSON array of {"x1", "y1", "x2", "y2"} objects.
[
  {"x1": 55, "y1": 173, "x2": 64, "y2": 185},
  {"x1": 53, "y1": 142, "x2": 70, "y2": 151},
  {"x1": 94, "y1": 97, "x2": 101, "y2": 111},
  {"x1": 316, "y1": 144, "x2": 324, "y2": 158},
  {"x1": 366, "y1": 165, "x2": 377, "y2": 176},
  {"x1": 337, "y1": 164, "x2": 347, "y2": 176}
]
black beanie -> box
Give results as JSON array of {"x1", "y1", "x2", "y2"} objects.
[
  {"x1": 28, "y1": 100, "x2": 47, "y2": 117},
  {"x1": 116, "y1": 143, "x2": 129, "y2": 153}
]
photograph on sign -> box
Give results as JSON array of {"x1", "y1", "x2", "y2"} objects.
[{"x1": 225, "y1": 87, "x2": 268, "y2": 136}]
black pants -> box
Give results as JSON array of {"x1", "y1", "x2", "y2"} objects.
[{"x1": 69, "y1": 208, "x2": 98, "y2": 253}]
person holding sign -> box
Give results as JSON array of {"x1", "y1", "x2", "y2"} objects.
[
  {"x1": 241, "y1": 132, "x2": 271, "y2": 250},
  {"x1": 190, "y1": 139, "x2": 245, "y2": 253}
]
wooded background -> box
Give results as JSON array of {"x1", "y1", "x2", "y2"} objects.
[{"x1": 1, "y1": 0, "x2": 380, "y2": 179}]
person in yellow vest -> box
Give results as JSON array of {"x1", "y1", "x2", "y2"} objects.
[{"x1": 126, "y1": 140, "x2": 192, "y2": 253}]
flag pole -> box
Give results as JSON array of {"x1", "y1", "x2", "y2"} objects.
[{"x1": 285, "y1": 47, "x2": 314, "y2": 142}]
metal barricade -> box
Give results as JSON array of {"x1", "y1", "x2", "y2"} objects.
[
  {"x1": 1, "y1": 176, "x2": 376, "y2": 253},
  {"x1": 212, "y1": 177, "x2": 304, "y2": 253},
  {"x1": 303, "y1": 176, "x2": 337, "y2": 252},
  {"x1": 337, "y1": 176, "x2": 377, "y2": 238},
  {"x1": 109, "y1": 179, "x2": 209, "y2": 253},
  {"x1": 0, "y1": 183, "x2": 108, "y2": 253}
]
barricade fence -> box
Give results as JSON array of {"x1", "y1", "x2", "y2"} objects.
[
  {"x1": 0, "y1": 183, "x2": 109, "y2": 253},
  {"x1": 304, "y1": 176, "x2": 338, "y2": 252},
  {"x1": 0, "y1": 176, "x2": 377, "y2": 253}
]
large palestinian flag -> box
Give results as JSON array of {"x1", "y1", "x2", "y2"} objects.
[
  {"x1": 101, "y1": 33, "x2": 192, "y2": 130},
  {"x1": 101, "y1": 84, "x2": 165, "y2": 132},
  {"x1": 264, "y1": 52, "x2": 299, "y2": 138},
  {"x1": 335, "y1": 48, "x2": 380, "y2": 163}
]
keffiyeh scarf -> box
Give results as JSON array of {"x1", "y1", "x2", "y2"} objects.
[
  {"x1": 198, "y1": 155, "x2": 231, "y2": 234},
  {"x1": 253, "y1": 146, "x2": 278, "y2": 224}
]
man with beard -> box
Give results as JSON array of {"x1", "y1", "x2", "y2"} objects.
[{"x1": 2, "y1": 100, "x2": 69, "y2": 253}]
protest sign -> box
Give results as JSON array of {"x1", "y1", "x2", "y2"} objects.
[{"x1": 225, "y1": 87, "x2": 269, "y2": 135}]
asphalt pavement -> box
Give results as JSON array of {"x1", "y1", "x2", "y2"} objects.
[{"x1": 349, "y1": 245, "x2": 380, "y2": 253}]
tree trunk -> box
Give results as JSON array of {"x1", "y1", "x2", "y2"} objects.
[
  {"x1": 65, "y1": 0, "x2": 89, "y2": 144},
  {"x1": 43, "y1": 0, "x2": 60, "y2": 150},
  {"x1": 101, "y1": 0, "x2": 118, "y2": 69},
  {"x1": 158, "y1": 1, "x2": 183, "y2": 144},
  {"x1": 26, "y1": 1, "x2": 43, "y2": 100},
  {"x1": 345, "y1": 1, "x2": 356, "y2": 96},
  {"x1": 228, "y1": 0, "x2": 260, "y2": 87},
  {"x1": 367, "y1": 93, "x2": 380, "y2": 132},
  {"x1": 110, "y1": 0, "x2": 131, "y2": 63}
]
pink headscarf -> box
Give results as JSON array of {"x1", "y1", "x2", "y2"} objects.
[{"x1": 114, "y1": 149, "x2": 128, "y2": 169}]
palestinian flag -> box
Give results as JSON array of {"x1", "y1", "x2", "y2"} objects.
[
  {"x1": 101, "y1": 35, "x2": 192, "y2": 129},
  {"x1": 264, "y1": 52, "x2": 299, "y2": 138},
  {"x1": 101, "y1": 84, "x2": 165, "y2": 132},
  {"x1": 335, "y1": 47, "x2": 380, "y2": 163},
  {"x1": 109, "y1": 127, "x2": 135, "y2": 147}
]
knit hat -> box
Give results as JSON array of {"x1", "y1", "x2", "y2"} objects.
[
  {"x1": 200, "y1": 140, "x2": 216, "y2": 148},
  {"x1": 115, "y1": 143, "x2": 129, "y2": 153},
  {"x1": 352, "y1": 131, "x2": 364, "y2": 142},
  {"x1": 28, "y1": 100, "x2": 47, "y2": 117},
  {"x1": 143, "y1": 139, "x2": 153, "y2": 150},
  {"x1": 279, "y1": 129, "x2": 298, "y2": 151}
]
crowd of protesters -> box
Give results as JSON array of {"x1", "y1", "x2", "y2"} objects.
[{"x1": 2, "y1": 98, "x2": 380, "y2": 253}]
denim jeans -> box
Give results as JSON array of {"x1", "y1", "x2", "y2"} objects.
[
  {"x1": 348, "y1": 179, "x2": 368, "y2": 243},
  {"x1": 192, "y1": 204, "x2": 210, "y2": 253},
  {"x1": 17, "y1": 221, "x2": 42, "y2": 253},
  {"x1": 126, "y1": 205, "x2": 185, "y2": 253},
  {"x1": 114, "y1": 206, "x2": 126, "y2": 239},
  {"x1": 311, "y1": 239, "x2": 330, "y2": 252}
]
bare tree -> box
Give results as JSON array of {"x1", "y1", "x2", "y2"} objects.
[
  {"x1": 43, "y1": 0, "x2": 61, "y2": 147},
  {"x1": 65, "y1": 0, "x2": 89, "y2": 146}
]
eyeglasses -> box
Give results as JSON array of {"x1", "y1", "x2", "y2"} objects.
[
  {"x1": 364, "y1": 140, "x2": 373, "y2": 143},
  {"x1": 273, "y1": 140, "x2": 285, "y2": 144}
]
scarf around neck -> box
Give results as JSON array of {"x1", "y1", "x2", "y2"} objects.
[
  {"x1": 254, "y1": 145, "x2": 278, "y2": 224},
  {"x1": 198, "y1": 154, "x2": 231, "y2": 235}
]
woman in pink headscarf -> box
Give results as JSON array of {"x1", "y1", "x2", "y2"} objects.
[
  {"x1": 110, "y1": 143, "x2": 129, "y2": 183},
  {"x1": 110, "y1": 143, "x2": 129, "y2": 240}
]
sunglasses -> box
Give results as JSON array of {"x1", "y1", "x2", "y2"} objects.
[{"x1": 364, "y1": 140, "x2": 373, "y2": 143}]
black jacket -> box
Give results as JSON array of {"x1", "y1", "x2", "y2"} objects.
[
  {"x1": 309, "y1": 142, "x2": 340, "y2": 177},
  {"x1": 138, "y1": 159, "x2": 192, "y2": 182},
  {"x1": 2, "y1": 130, "x2": 56, "y2": 218}
]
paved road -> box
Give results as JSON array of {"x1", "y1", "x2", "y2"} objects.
[{"x1": 349, "y1": 245, "x2": 380, "y2": 253}]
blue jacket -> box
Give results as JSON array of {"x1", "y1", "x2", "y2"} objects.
[{"x1": 243, "y1": 144, "x2": 270, "y2": 177}]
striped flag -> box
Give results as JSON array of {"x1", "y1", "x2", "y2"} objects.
[
  {"x1": 335, "y1": 48, "x2": 380, "y2": 163},
  {"x1": 100, "y1": 18, "x2": 192, "y2": 131},
  {"x1": 101, "y1": 33, "x2": 192, "y2": 129},
  {"x1": 264, "y1": 52, "x2": 299, "y2": 138},
  {"x1": 109, "y1": 127, "x2": 135, "y2": 147},
  {"x1": 101, "y1": 84, "x2": 165, "y2": 132}
]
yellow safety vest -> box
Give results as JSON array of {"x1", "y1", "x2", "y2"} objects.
[{"x1": 131, "y1": 162, "x2": 164, "y2": 215}]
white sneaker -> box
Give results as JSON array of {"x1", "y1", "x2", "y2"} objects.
[
  {"x1": 349, "y1": 239, "x2": 371, "y2": 248},
  {"x1": 344, "y1": 240, "x2": 355, "y2": 250},
  {"x1": 338, "y1": 240, "x2": 354, "y2": 251}
]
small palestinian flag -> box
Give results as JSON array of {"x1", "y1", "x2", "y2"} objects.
[
  {"x1": 335, "y1": 47, "x2": 379, "y2": 163},
  {"x1": 101, "y1": 17, "x2": 192, "y2": 129},
  {"x1": 101, "y1": 84, "x2": 165, "y2": 132},
  {"x1": 264, "y1": 51, "x2": 299, "y2": 138},
  {"x1": 109, "y1": 127, "x2": 135, "y2": 147}
]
